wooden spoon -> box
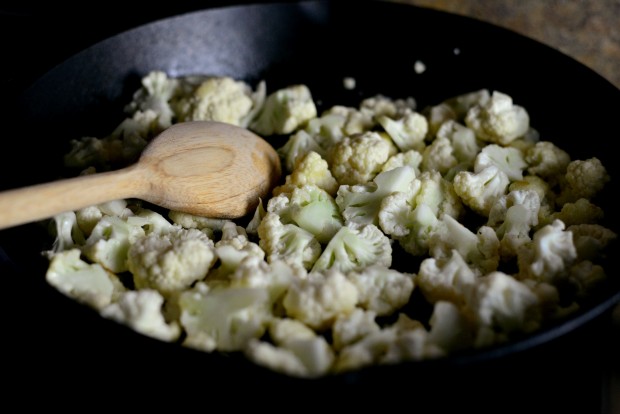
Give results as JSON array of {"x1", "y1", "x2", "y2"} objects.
[{"x1": 0, "y1": 121, "x2": 281, "y2": 230}]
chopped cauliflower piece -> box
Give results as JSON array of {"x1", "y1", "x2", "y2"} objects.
[{"x1": 251, "y1": 84, "x2": 317, "y2": 136}]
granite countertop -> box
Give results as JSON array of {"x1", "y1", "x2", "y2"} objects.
[{"x1": 389, "y1": 0, "x2": 620, "y2": 90}]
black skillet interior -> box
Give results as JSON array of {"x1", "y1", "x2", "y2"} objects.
[{"x1": 1, "y1": 0, "x2": 619, "y2": 405}]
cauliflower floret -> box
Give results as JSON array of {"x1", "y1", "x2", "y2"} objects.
[
  {"x1": 82, "y1": 215, "x2": 148, "y2": 273},
  {"x1": 251, "y1": 84, "x2": 317, "y2": 136},
  {"x1": 525, "y1": 141, "x2": 571, "y2": 180},
  {"x1": 276, "y1": 129, "x2": 327, "y2": 174},
  {"x1": 101, "y1": 289, "x2": 181, "y2": 342},
  {"x1": 557, "y1": 157, "x2": 610, "y2": 205},
  {"x1": 381, "y1": 149, "x2": 423, "y2": 175},
  {"x1": 228, "y1": 257, "x2": 303, "y2": 311},
  {"x1": 488, "y1": 189, "x2": 541, "y2": 258},
  {"x1": 346, "y1": 264, "x2": 415, "y2": 316},
  {"x1": 421, "y1": 136, "x2": 458, "y2": 175},
  {"x1": 453, "y1": 165, "x2": 510, "y2": 216},
  {"x1": 124, "y1": 70, "x2": 180, "y2": 128},
  {"x1": 268, "y1": 317, "x2": 317, "y2": 344},
  {"x1": 127, "y1": 227, "x2": 216, "y2": 296},
  {"x1": 427, "y1": 301, "x2": 475, "y2": 353},
  {"x1": 464, "y1": 90, "x2": 530, "y2": 145},
  {"x1": 332, "y1": 308, "x2": 381, "y2": 350},
  {"x1": 244, "y1": 336, "x2": 335, "y2": 378},
  {"x1": 168, "y1": 210, "x2": 228, "y2": 235},
  {"x1": 273, "y1": 151, "x2": 339, "y2": 197},
  {"x1": 47, "y1": 211, "x2": 86, "y2": 256},
  {"x1": 257, "y1": 212, "x2": 321, "y2": 270},
  {"x1": 337, "y1": 165, "x2": 417, "y2": 228},
  {"x1": 390, "y1": 203, "x2": 440, "y2": 256},
  {"x1": 178, "y1": 76, "x2": 262, "y2": 126},
  {"x1": 435, "y1": 120, "x2": 481, "y2": 168},
  {"x1": 208, "y1": 222, "x2": 265, "y2": 280},
  {"x1": 466, "y1": 272, "x2": 541, "y2": 344},
  {"x1": 377, "y1": 110, "x2": 428, "y2": 152},
  {"x1": 311, "y1": 223, "x2": 392, "y2": 274},
  {"x1": 416, "y1": 249, "x2": 479, "y2": 305},
  {"x1": 328, "y1": 131, "x2": 393, "y2": 185},
  {"x1": 75, "y1": 199, "x2": 133, "y2": 237},
  {"x1": 179, "y1": 283, "x2": 272, "y2": 352},
  {"x1": 567, "y1": 223, "x2": 617, "y2": 261},
  {"x1": 46, "y1": 248, "x2": 125, "y2": 311},
  {"x1": 474, "y1": 144, "x2": 527, "y2": 181},
  {"x1": 282, "y1": 269, "x2": 358, "y2": 330},
  {"x1": 429, "y1": 215, "x2": 500, "y2": 274},
  {"x1": 284, "y1": 185, "x2": 343, "y2": 244},
  {"x1": 548, "y1": 198, "x2": 604, "y2": 227},
  {"x1": 568, "y1": 260, "x2": 607, "y2": 299},
  {"x1": 517, "y1": 219, "x2": 577, "y2": 283}
]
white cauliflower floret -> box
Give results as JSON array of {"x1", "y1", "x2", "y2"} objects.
[
  {"x1": 209, "y1": 222, "x2": 265, "y2": 280},
  {"x1": 276, "y1": 129, "x2": 327, "y2": 174},
  {"x1": 421, "y1": 136, "x2": 458, "y2": 175},
  {"x1": 360, "y1": 94, "x2": 416, "y2": 119},
  {"x1": 465, "y1": 90, "x2": 530, "y2": 145},
  {"x1": 381, "y1": 149, "x2": 423, "y2": 174},
  {"x1": 47, "y1": 211, "x2": 86, "y2": 256},
  {"x1": 377, "y1": 110, "x2": 428, "y2": 152},
  {"x1": 337, "y1": 165, "x2": 417, "y2": 227},
  {"x1": 466, "y1": 272, "x2": 541, "y2": 343},
  {"x1": 557, "y1": 157, "x2": 610, "y2": 205},
  {"x1": 335, "y1": 320, "x2": 443, "y2": 372},
  {"x1": 178, "y1": 76, "x2": 263, "y2": 126},
  {"x1": 45, "y1": 248, "x2": 124, "y2": 310},
  {"x1": 282, "y1": 269, "x2": 358, "y2": 330},
  {"x1": 390, "y1": 203, "x2": 440, "y2": 256},
  {"x1": 427, "y1": 301, "x2": 475, "y2": 353},
  {"x1": 124, "y1": 70, "x2": 180, "y2": 128},
  {"x1": 101, "y1": 289, "x2": 181, "y2": 342},
  {"x1": 430, "y1": 215, "x2": 500, "y2": 274},
  {"x1": 251, "y1": 84, "x2": 317, "y2": 136},
  {"x1": 443, "y1": 88, "x2": 491, "y2": 120},
  {"x1": 127, "y1": 227, "x2": 216, "y2": 296},
  {"x1": 286, "y1": 185, "x2": 343, "y2": 244},
  {"x1": 179, "y1": 284, "x2": 272, "y2": 352},
  {"x1": 244, "y1": 336, "x2": 335, "y2": 378},
  {"x1": 525, "y1": 141, "x2": 571, "y2": 180},
  {"x1": 435, "y1": 120, "x2": 481, "y2": 168},
  {"x1": 475, "y1": 144, "x2": 527, "y2": 181},
  {"x1": 453, "y1": 165, "x2": 510, "y2": 216},
  {"x1": 328, "y1": 131, "x2": 393, "y2": 185},
  {"x1": 488, "y1": 189, "x2": 541, "y2": 258},
  {"x1": 75, "y1": 199, "x2": 133, "y2": 237},
  {"x1": 346, "y1": 265, "x2": 415, "y2": 316},
  {"x1": 82, "y1": 215, "x2": 148, "y2": 273},
  {"x1": 517, "y1": 219, "x2": 577, "y2": 283},
  {"x1": 416, "y1": 249, "x2": 479, "y2": 305},
  {"x1": 273, "y1": 150, "x2": 339, "y2": 197},
  {"x1": 332, "y1": 308, "x2": 381, "y2": 350},
  {"x1": 311, "y1": 223, "x2": 392, "y2": 274},
  {"x1": 268, "y1": 317, "x2": 317, "y2": 344},
  {"x1": 228, "y1": 257, "x2": 303, "y2": 309},
  {"x1": 257, "y1": 212, "x2": 321, "y2": 270},
  {"x1": 168, "y1": 210, "x2": 228, "y2": 235}
]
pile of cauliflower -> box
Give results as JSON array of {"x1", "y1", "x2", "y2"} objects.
[{"x1": 45, "y1": 70, "x2": 617, "y2": 378}]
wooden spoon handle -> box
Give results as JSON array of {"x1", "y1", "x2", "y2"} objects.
[{"x1": 0, "y1": 167, "x2": 142, "y2": 230}]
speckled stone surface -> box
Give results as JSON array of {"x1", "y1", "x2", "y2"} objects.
[{"x1": 388, "y1": 0, "x2": 620, "y2": 90}]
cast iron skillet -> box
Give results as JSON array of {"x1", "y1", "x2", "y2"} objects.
[{"x1": 1, "y1": 0, "x2": 619, "y2": 406}]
